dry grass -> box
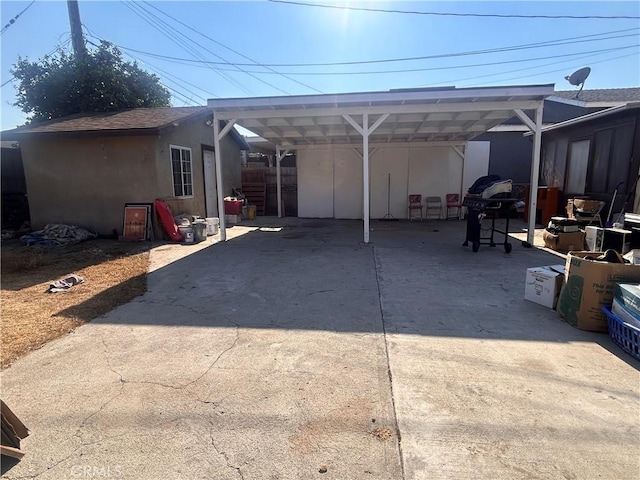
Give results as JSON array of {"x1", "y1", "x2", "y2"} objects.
[{"x1": 1, "y1": 239, "x2": 151, "y2": 369}]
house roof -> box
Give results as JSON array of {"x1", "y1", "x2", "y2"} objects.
[
  {"x1": 208, "y1": 84, "x2": 553, "y2": 147},
  {"x1": 0, "y1": 106, "x2": 250, "y2": 150},
  {"x1": 550, "y1": 87, "x2": 640, "y2": 106},
  {"x1": 0, "y1": 106, "x2": 210, "y2": 138},
  {"x1": 526, "y1": 102, "x2": 640, "y2": 135}
]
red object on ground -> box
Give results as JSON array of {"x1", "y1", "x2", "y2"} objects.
[
  {"x1": 224, "y1": 199, "x2": 243, "y2": 215},
  {"x1": 154, "y1": 199, "x2": 183, "y2": 242}
]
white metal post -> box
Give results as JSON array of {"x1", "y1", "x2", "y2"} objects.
[
  {"x1": 527, "y1": 105, "x2": 544, "y2": 246},
  {"x1": 276, "y1": 146, "x2": 282, "y2": 218},
  {"x1": 363, "y1": 114, "x2": 370, "y2": 244},
  {"x1": 213, "y1": 113, "x2": 227, "y2": 241}
]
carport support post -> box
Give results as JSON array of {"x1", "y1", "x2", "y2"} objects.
[
  {"x1": 212, "y1": 114, "x2": 238, "y2": 242},
  {"x1": 515, "y1": 105, "x2": 544, "y2": 247},
  {"x1": 276, "y1": 146, "x2": 290, "y2": 218},
  {"x1": 343, "y1": 113, "x2": 389, "y2": 243},
  {"x1": 363, "y1": 114, "x2": 370, "y2": 243}
]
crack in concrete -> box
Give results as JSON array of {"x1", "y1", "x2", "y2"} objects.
[
  {"x1": 372, "y1": 246, "x2": 406, "y2": 480},
  {"x1": 207, "y1": 418, "x2": 245, "y2": 480},
  {"x1": 184, "y1": 325, "x2": 241, "y2": 389}
]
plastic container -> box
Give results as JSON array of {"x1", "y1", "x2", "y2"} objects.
[
  {"x1": 178, "y1": 226, "x2": 194, "y2": 244},
  {"x1": 224, "y1": 199, "x2": 243, "y2": 215},
  {"x1": 602, "y1": 305, "x2": 640, "y2": 360},
  {"x1": 247, "y1": 205, "x2": 257, "y2": 220},
  {"x1": 205, "y1": 217, "x2": 219, "y2": 236},
  {"x1": 192, "y1": 221, "x2": 207, "y2": 243}
]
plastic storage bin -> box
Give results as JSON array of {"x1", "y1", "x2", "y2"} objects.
[
  {"x1": 192, "y1": 221, "x2": 207, "y2": 242},
  {"x1": 224, "y1": 199, "x2": 243, "y2": 215},
  {"x1": 602, "y1": 305, "x2": 640, "y2": 360}
]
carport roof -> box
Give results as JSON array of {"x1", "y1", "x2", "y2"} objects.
[{"x1": 208, "y1": 84, "x2": 554, "y2": 147}]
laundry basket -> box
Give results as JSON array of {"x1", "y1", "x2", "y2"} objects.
[{"x1": 602, "y1": 305, "x2": 640, "y2": 360}]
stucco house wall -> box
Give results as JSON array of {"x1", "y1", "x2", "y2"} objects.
[
  {"x1": 20, "y1": 135, "x2": 159, "y2": 234},
  {"x1": 16, "y1": 116, "x2": 244, "y2": 236},
  {"x1": 157, "y1": 120, "x2": 242, "y2": 219}
]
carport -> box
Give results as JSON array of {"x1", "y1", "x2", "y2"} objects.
[{"x1": 208, "y1": 84, "x2": 554, "y2": 244}]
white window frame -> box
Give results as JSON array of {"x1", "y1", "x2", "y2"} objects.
[{"x1": 170, "y1": 145, "x2": 194, "y2": 198}]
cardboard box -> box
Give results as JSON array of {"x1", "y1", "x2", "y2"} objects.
[
  {"x1": 556, "y1": 251, "x2": 640, "y2": 331},
  {"x1": 572, "y1": 198, "x2": 602, "y2": 212},
  {"x1": 543, "y1": 230, "x2": 585, "y2": 252},
  {"x1": 524, "y1": 265, "x2": 565, "y2": 308}
]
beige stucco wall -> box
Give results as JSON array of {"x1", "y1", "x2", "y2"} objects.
[
  {"x1": 155, "y1": 120, "x2": 242, "y2": 219},
  {"x1": 21, "y1": 118, "x2": 243, "y2": 236},
  {"x1": 21, "y1": 135, "x2": 159, "y2": 235}
]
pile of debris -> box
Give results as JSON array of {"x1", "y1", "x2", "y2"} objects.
[{"x1": 20, "y1": 224, "x2": 97, "y2": 246}]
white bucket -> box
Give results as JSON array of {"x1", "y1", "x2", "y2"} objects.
[
  {"x1": 178, "y1": 226, "x2": 194, "y2": 243},
  {"x1": 205, "y1": 217, "x2": 219, "y2": 236}
]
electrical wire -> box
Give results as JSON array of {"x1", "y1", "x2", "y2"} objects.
[
  {"x1": 134, "y1": 1, "x2": 291, "y2": 96},
  {"x1": 188, "y1": 45, "x2": 638, "y2": 76},
  {"x1": 470, "y1": 52, "x2": 639, "y2": 87},
  {"x1": 123, "y1": 1, "x2": 294, "y2": 96},
  {"x1": 268, "y1": 0, "x2": 640, "y2": 20},
  {"x1": 140, "y1": 0, "x2": 324, "y2": 94},
  {"x1": 2, "y1": 38, "x2": 72, "y2": 88},
  {"x1": 120, "y1": 1, "x2": 255, "y2": 96},
  {"x1": 1, "y1": 0, "x2": 37, "y2": 35},
  {"x1": 85, "y1": 34, "x2": 212, "y2": 103},
  {"x1": 421, "y1": 48, "x2": 638, "y2": 87},
  {"x1": 108, "y1": 28, "x2": 640, "y2": 68}
]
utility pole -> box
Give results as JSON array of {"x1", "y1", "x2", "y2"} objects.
[{"x1": 67, "y1": 0, "x2": 87, "y2": 59}]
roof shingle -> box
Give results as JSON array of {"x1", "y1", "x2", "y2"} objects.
[{"x1": 1, "y1": 106, "x2": 210, "y2": 137}]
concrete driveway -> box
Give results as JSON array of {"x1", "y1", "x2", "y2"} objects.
[{"x1": 2, "y1": 218, "x2": 639, "y2": 480}]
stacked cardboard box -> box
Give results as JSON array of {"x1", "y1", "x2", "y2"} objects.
[{"x1": 557, "y1": 252, "x2": 640, "y2": 331}]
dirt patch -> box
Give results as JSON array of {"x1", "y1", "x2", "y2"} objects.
[
  {"x1": 371, "y1": 427, "x2": 395, "y2": 440},
  {"x1": 1, "y1": 239, "x2": 151, "y2": 369}
]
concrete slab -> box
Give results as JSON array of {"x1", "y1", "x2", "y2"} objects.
[{"x1": 2, "y1": 218, "x2": 638, "y2": 480}]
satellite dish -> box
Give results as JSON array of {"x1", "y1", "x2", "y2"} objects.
[{"x1": 564, "y1": 67, "x2": 591, "y2": 99}]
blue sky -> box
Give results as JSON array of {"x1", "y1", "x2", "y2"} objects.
[{"x1": 1, "y1": 1, "x2": 639, "y2": 130}]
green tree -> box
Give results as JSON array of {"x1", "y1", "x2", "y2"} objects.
[{"x1": 11, "y1": 41, "x2": 171, "y2": 123}]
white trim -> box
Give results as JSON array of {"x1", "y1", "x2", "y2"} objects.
[
  {"x1": 208, "y1": 84, "x2": 553, "y2": 110},
  {"x1": 273, "y1": 141, "x2": 469, "y2": 151},
  {"x1": 169, "y1": 144, "x2": 194, "y2": 198},
  {"x1": 213, "y1": 113, "x2": 227, "y2": 241},
  {"x1": 526, "y1": 104, "x2": 544, "y2": 246},
  {"x1": 514, "y1": 109, "x2": 536, "y2": 132},
  {"x1": 214, "y1": 100, "x2": 545, "y2": 121},
  {"x1": 487, "y1": 124, "x2": 553, "y2": 132}
]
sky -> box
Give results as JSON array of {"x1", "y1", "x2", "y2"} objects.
[{"x1": 1, "y1": 0, "x2": 639, "y2": 131}]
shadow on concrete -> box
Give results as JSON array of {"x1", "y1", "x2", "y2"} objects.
[{"x1": 59, "y1": 218, "x2": 639, "y2": 371}]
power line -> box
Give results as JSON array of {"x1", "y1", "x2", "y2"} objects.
[
  {"x1": 268, "y1": 0, "x2": 640, "y2": 20},
  {"x1": 470, "y1": 52, "x2": 640, "y2": 87},
  {"x1": 110, "y1": 28, "x2": 639, "y2": 68},
  {"x1": 1, "y1": 0, "x2": 37, "y2": 35},
  {"x1": 2, "y1": 39, "x2": 72, "y2": 88},
  {"x1": 192, "y1": 45, "x2": 638, "y2": 76},
  {"x1": 141, "y1": 1, "x2": 324, "y2": 95},
  {"x1": 134, "y1": 1, "x2": 289, "y2": 96},
  {"x1": 85, "y1": 34, "x2": 211, "y2": 103},
  {"x1": 123, "y1": 1, "x2": 294, "y2": 96},
  {"x1": 120, "y1": 1, "x2": 255, "y2": 96}
]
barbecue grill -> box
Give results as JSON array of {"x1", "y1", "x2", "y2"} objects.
[{"x1": 462, "y1": 195, "x2": 519, "y2": 253}]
